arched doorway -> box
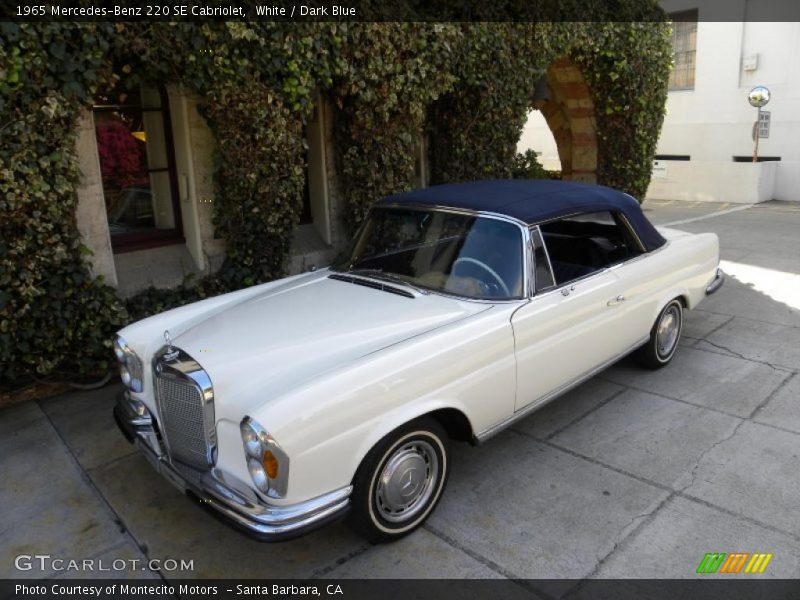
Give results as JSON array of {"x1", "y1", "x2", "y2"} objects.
[{"x1": 525, "y1": 56, "x2": 599, "y2": 184}]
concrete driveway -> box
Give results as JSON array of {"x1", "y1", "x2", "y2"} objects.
[{"x1": 2, "y1": 199, "x2": 799, "y2": 583}]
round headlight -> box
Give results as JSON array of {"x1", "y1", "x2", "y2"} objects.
[
  {"x1": 119, "y1": 364, "x2": 131, "y2": 386},
  {"x1": 113, "y1": 338, "x2": 126, "y2": 362},
  {"x1": 247, "y1": 458, "x2": 269, "y2": 492},
  {"x1": 241, "y1": 423, "x2": 262, "y2": 458}
]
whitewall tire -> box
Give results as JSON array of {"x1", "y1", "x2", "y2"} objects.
[
  {"x1": 634, "y1": 299, "x2": 683, "y2": 369},
  {"x1": 349, "y1": 418, "x2": 449, "y2": 543}
]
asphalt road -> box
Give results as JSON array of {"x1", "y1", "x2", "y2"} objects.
[{"x1": 2, "y1": 199, "x2": 799, "y2": 584}]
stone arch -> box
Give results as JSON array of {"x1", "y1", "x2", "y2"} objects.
[{"x1": 533, "y1": 56, "x2": 598, "y2": 184}]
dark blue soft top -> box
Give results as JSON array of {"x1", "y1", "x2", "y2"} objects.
[{"x1": 380, "y1": 179, "x2": 666, "y2": 252}]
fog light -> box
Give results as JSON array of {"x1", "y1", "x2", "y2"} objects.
[
  {"x1": 247, "y1": 457, "x2": 269, "y2": 492},
  {"x1": 262, "y1": 450, "x2": 279, "y2": 479},
  {"x1": 130, "y1": 397, "x2": 148, "y2": 417}
]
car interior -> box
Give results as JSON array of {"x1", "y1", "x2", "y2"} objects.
[
  {"x1": 540, "y1": 211, "x2": 642, "y2": 285},
  {"x1": 351, "y1": 212, "x2": 524, "y2": 300}
]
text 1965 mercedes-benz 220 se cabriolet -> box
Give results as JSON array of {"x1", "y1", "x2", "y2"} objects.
[{"x1": 114, "y1": 180, "x2": 723, "y2": 543}]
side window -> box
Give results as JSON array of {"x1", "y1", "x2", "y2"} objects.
[
  {"x1": 539, "y1": 211, "x2": 642, "y2": 286},
  {"x1": 530, "y1": 227, "x2": 555, "y2": 292}
]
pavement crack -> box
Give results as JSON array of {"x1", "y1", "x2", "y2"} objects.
[
  {"x1": 700, "y1": 314, "x2": 736, "y2": 339},
  {"x1": 423, "y1": 523, "x2": 519, "y2": 581},
  {"x1": 749, "y1": 371, "x2": 797, "y2": 419},
  {"x1": 696, "y1": 338, "x2": 790, "y2": 373},
  {"x1": 543, "y1": 387, "x2": 629, "y2": 441},
  {"x1": 564, "y1": 491, "x2": 675, "y2": 598},
  {"x1": 677, "y1": 418, "x2": 747, "y2": 496}
]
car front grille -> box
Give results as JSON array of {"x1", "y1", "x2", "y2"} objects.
[{"x1": 153, "y1": 348, "x2": 215, "y2": 469}]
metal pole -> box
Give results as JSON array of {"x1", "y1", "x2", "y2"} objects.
[{"x1": 753, "y1": 106, "x2": 761, "y2": 163}]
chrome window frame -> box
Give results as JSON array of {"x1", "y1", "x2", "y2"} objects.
[
  {"x1": 528, "y1": 225, "x2": 557, "y2": 295},
  {"x1": 349, "y1": 203, "x2": 532, "y2": 304},
  {"x1": 530, "y1": 209, "x2": 650, "y2": 296}
]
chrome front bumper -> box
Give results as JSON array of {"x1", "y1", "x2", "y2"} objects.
[
  {"x1": 706, "y1": 268, "x2": 725, "y2": 295},
  {"x1": 114, "y1": 392, "x2": 351, "y2": 541}
]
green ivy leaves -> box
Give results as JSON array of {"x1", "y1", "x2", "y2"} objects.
[{"x1": 1, "y1": 7, "x2": 670, "y2": 389}]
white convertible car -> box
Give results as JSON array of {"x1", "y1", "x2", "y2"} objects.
[{"x1": 114, "y1": 180, "x2": 723, "y2": 542}]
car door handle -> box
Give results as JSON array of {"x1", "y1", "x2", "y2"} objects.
[{"x1": 607, "y1": 294, "x2": 626, "y2": 306}]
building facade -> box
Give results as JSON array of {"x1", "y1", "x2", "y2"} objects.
[
  {"x1": 75, "y1": 86, "x2": 426, "y2": 297},
  {"x1": 519, "y1": 1, "x2": 800, "y2": 204}
]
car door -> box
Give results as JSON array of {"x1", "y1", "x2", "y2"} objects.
[{"x1": 511, "y1": 223, "x2": 637, "y2": 412}]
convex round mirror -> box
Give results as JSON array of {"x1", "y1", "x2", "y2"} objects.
[{"x1": 748, "y1": 86, "x2": 771, "y2": 108}]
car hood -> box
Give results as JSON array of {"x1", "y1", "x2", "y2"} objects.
[{"x1": 169, "y1": 271, "x2": 489, "y2": 417}]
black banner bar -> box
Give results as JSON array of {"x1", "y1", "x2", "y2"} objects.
[
  {"x1": 4, "y1": 579, "x2": 800, "y2": 600},
  {"x1": 2, "y1": 0, "x2": 800, "y2": 23}
]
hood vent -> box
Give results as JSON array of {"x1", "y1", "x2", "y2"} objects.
[{"x1": 328, "y1": 273, "x2": 415, "y2": 299}]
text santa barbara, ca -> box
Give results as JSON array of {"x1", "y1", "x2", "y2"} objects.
[{"x1": 15, "y1": 583, "x2": 346, "y2": 597}]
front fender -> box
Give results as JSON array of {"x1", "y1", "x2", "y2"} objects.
[{"x1": 246, "y1": 305, "x2": 516, "y2": 505}]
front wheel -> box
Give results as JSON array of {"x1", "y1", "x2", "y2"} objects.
[
  {"x1": 349, "y1": 418, "x2": 449, "y2": 543},
  {"x1": 634, "y1": 299, "x2": 683, "y2": 369}
]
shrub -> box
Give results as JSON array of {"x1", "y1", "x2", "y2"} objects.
[{"x1": 0, "y1": 9, "x2": 670, "y2": 389}]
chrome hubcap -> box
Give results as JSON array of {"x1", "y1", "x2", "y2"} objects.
[
  {"x1": 656, "y1": 305, "x2": 680, "y2": 358},
  {"x1": 375, "y1": 440, "x2": 439, "y2": 523}
]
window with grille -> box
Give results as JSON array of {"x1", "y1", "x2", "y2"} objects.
[{"x1": 669, "y1": 11, "x2": 698, "y2": 91}]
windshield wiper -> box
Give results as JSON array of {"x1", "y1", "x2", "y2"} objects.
[{"x1": 347, "y1": 268, "x2": 429, "y2": 295}]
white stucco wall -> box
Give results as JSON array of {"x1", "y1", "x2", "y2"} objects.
[
  {"x1": 517, "y1": 110, "x2": 561, "y2": 171},
  {"x1": 520, "y1": 6, "x2": 800, "y2": 203}
]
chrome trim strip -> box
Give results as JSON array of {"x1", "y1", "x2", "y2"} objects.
[
  {"x1": 524, "y1": 224, "x2": 535, "y2": 298},
  {"x1": 475, "y1": 335, "x2": 650, "y2": 443},
  {"x1": 616, "y1": 212, "x2": 647, "y2": 254}
]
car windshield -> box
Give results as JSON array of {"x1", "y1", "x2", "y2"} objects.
[{"x1": 332, "y1": 206, "x2": 525, "y2": 300}]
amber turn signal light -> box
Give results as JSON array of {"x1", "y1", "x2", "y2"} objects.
[{"x1": 262, "y1": 450, "x2": 279, "y2": 479}]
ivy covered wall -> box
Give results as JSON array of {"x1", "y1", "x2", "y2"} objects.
[{"x1": 0, "y1": 10, "x2": 672, "y2": 388}]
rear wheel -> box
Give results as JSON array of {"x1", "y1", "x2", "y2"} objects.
[
  {"x1": 634, "y1": 299, "x2": 683, "y2": 369},
  {"x1": 349, "y1": 418, "x2": 449, "y2": 543}
]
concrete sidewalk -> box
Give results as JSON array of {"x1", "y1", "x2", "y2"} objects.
[{"x1": 2, "y1": 200, "x2": 799, "y2": 584}]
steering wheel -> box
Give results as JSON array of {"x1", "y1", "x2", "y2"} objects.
[{"x1": 452, "y1": 257, "x2": 511, "y2": 297}]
